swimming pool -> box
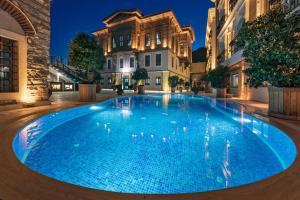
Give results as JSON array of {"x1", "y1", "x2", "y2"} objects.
[{"x1": 13, "y1": 95, "x2": 296, "y2": 194}]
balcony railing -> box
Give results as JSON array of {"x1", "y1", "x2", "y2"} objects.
[{"x1": 229, "y1": 0, "x2": 238, "y2": 12}]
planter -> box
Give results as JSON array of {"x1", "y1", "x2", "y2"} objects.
[
  {"x1": 268, "y1": 87, "x2": 300, "y2": 120},
  {"x1": 214, "y1": 88, "x2": 227, "y2": 98},
  {"x1": 171, "y1": 87, "x2": 176, "y2": 93},
  {"x1": 79, "y1": 84, "x2": 96, "y2": 102},
  {"x1": 138, "y1": 85, "x2": 145, "y2": 94}
]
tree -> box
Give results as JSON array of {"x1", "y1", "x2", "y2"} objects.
[
  {"x1": 132, "y1": 68, "x2": 149, "y2": 85},
  {"x1": 205, "y1": 66, "x2": 229, "y2": 88},
  {"x1": 68, "y1": 33, "x2": 105, "y2": 80},
  {"x1": 234, "y1": 5, "x2": 300, "y2": 88},
  {"x1": 132, "y1": 68, "x2": 149, "y2": 94},
  {"x1": 168, "y1": 75, "x2": 179, "y2": 93}
]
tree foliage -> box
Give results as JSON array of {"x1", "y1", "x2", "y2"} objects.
[
  {"x1": 68, "y1": 33, "x2": 105, "y2": 74},
  {"x1": 168, "y1": 75, "x2": 179, "y2": 88},
  {"x1": 234, "y1": 6, "x2": 300, "y2": 87},
  {"x1": 205, "y1": 66, "x2": 229, "y2": 88},
  {"x1": 132, "y1": 68, "x2": 149, "y2": 84}
]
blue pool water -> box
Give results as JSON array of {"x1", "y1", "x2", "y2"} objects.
[{"x1": 13, "y1": 95, "x2": 296, "y2": 194}]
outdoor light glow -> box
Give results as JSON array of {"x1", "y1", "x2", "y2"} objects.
[{"x1": 90, "y1": 106, "x2": 102, "y2": 110}]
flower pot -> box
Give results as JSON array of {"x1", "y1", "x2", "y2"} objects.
[
  {"x1": 96, "y1": 83, "x2": 102, "y2": 93},
  {"x1": 171, "y1": 87, "x2": 176, "y2": 93},
  {"x1": 79, "y1": 84, "x2": 96, "y2": 102},
  {"x1": 138, "y1": 85, "x2": 145, "y2": 94},
  {"x1": 268, "y1": 86, "x2": 300, "y2": 120},
  {"x1": 215, "y1": 88, "x2": 227, "y2": 98}
]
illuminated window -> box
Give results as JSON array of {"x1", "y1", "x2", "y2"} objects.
[
  {"x1": 145, "y1": 33, "x2": 151, "y2": 47},
  {"x1": 120, "y1": 35, "x2": 124, "y2": 47},
  {"x1": 145, "y1": 78, "x2": 150, "y2": 85},
  {"x1": 155, "y1": 77, "x2": 161, "y2": 85},
  {"x1": 145, "y1": 55, "x2": 150, "y2": 67},
  {"x1": 231, "y1": 73, "x2": 239, "y2": 88},
  {"x1": 108, "y1": 77, "x2": 112, "y2": 85},
  {"x1": 112, "y1": 36, "x2": 116, "y2": 48},
  {"x1": 119, "y1": 58, "x2": 124, "y2": 68},
  {"x1": 127, "y1": 34, "x2": 131, "y2": 46},
  {"x1": 156, "y1": 53, "x2": 161, "y2": 66},
  {"x1": 156, "y1": 32, "x2": 162, "y2": 45},
  {"x1": 130, "y1": 57, "x2": 135, "y2": 68},
  {"x1": 0, "y1": 36, "x2": 18, "y2": 93}
]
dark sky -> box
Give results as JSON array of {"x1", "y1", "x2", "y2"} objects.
[{"x1": 50, "y1": 0, "x2": 214, "y2": 60}]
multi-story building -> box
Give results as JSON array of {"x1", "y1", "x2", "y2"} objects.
[
  {"x1": 207, "y1": 0, "x2": 299, "y2": 102},
  {"x1": 205, "y1": 7, "x2": 217, "y2": 72},
  {"x1": 92, "y1": 9, "x2": 195, "y2": 91},
  {"x1": 0, "y1": 0, "x2": 50, "y2": 103}
]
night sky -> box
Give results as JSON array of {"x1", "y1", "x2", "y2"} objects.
[{"x1": 50, "y1": 0, "x2": 214, "y2": 60}]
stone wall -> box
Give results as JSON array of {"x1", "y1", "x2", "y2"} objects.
[{"x1": 13, "y1": 0, "x2": 50, "y2": 101}]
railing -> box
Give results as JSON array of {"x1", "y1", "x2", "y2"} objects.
[{"x1": 229, "y1": 0, "x2": 238, "y2": 12}]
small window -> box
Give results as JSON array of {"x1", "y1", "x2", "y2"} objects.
[
  {"x1": 145, "y1": 55, "x2": 150, "y2": 67},
  {"x1": 172, "y1": 56, "x2": 174, "y2": 68},
  {"x1": 120, "y1": 35, "x2": 124, "y2": 47},
  {"x1": 145, "y1": 33, "x2": 151, "y2": 47},
  {"x1": 145, "y1": 78, "x2": 151, "y2": 85},
  {"x1": 231, "y1": 73, "x2": 239, "y2": 88},
  {"x1": 156, "y1": 53, "x2": 161, "y2": 66},
  {"x1": 127, "y1": 34, "x2": 132, "y2": 46},
  {"x1": 108, "y1": 77, "x2": 112, "y2": 85},
  {"x1": 156, "y1": 32, "x2": 162, "y2": 45},
  {"x1": 112, "y1": 37, "x2": 116, "y2": 48},
  {"x1": 130, "y1": 57, "x2": 135, "y2": 68},
  {"x1": 176, "y1": 58, "x2": 179, "y2": 69},
  {"x1": 155, "y1": 77, "x2": 161, "y2": 85},
  {"x1": 119, "y1": 58, "x2": 124, "y2": 68},
  {"x1": 107, "y1": 59, "x2": 111, "y2": 69}
]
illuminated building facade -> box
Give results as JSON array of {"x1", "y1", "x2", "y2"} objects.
[
  {"x1": 207, "y1": 0, "x2": 299, "y2": 102},
  {"x1": 93, "y1": 9, "x2": 195, "y2": 91},
  {"x1": 0, "y1": 0, "x2": 50, "y2": 103}
]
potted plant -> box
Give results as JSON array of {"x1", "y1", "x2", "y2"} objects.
[
  {"x1": 191, "y1": 84, "x2": 200, "y2": 95},
  {"x1": 234, "y1": 5, "x2": 300, "y2": 119},
  {"x1": 68, "y1": 33, "x2": 105, "y2": 101},
  {"x1": 179, "y1": 78, "x2": 184, "y2": 93},
  {"x1": 132, "y1": 68, "x2": 149, "y2": 94},
  {"x1": 93, "y1": 70, "x2": 102, "y2": 93},
  {"x1": 116, "y1": 85, "x2": 123, "y2": 95},
  {"x1": 206, "y1": 66, "x2": 229, "y2": 98},
  {"x1": 168, "y1": 75, "x2": 179, "y2": 93},
  {"x1": 184, "y1": 82, "x2": 190, "y2": 91}
]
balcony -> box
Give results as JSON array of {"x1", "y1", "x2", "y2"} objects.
[{"x1": 229, "y1": 0, "x2": 238, "y2": 12}]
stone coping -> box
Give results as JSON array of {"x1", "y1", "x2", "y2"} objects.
[{"x1": 0, "y1": 96, "x2": 300, "y2": 200}]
